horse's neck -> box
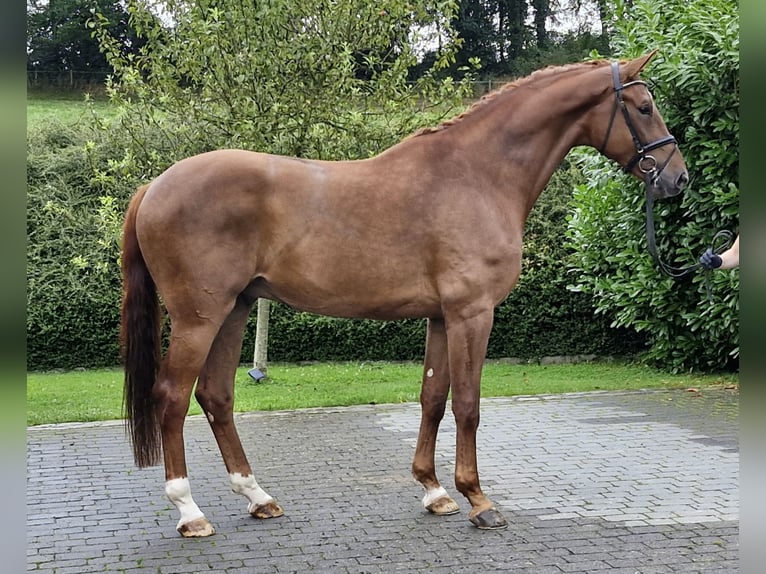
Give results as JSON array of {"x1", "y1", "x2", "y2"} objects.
[
  {"x1": 437, "y1": 83, "x2": 589, "y2": 212},
  {"x1": 374, "y1": 67, "x2": 604, "y2": 221}
]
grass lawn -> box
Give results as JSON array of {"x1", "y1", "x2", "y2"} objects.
[
  {"x1": 27, "y1": 360, "x2": 738, "y2": 426},
  {"x1": 27, "y1": 94, "x2": 114, "y2": 129}
]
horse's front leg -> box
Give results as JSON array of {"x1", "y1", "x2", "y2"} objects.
[
  {"x1": 446, "y1": 307, "x2": 508, "y2": 529},
  {"x1": 195, "y1": 298, "x2": 284, "y2": 523},
  {"x1": 412, "y1": 318, "x2": 460, "y2": 516}
]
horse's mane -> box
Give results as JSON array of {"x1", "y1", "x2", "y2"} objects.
[{"x1": 410, "y1": 59, "x2": 609, "y2": 138}]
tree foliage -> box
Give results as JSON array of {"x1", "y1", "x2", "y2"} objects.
[
  {"x1": 91, "y1": 0, "x2": 473, "y2": 174},
  {"x1": 566, "y1": 0, "x2": 739, "y2": 372},
  {"x1": 446, "y1": 0, "x2": 611, "y2": 78},
  {"x1": 27, "y1": 0, "x2": 142, "y2": 73},
  {"x1": 84, "y1": 0, "x2": 477, "y2": 315}
]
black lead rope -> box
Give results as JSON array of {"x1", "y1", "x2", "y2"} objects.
[{"x1": 644, "y1": 172, "x2": 733, "y2": 299}]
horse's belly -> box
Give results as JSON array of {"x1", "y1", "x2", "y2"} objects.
[{"x1": 258, "y1": 268, "x2": 441, "y2": 320}]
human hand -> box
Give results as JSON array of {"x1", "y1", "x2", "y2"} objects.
[{"x1": 699, "y1": 248, "x2": 722, "y2": 270}]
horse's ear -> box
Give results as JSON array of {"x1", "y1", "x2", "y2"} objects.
[{"x1": 621, "y1": 50, "x2": 658, "y2": 81}]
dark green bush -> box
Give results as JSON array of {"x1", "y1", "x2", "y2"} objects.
[
  {"x1": 27, "y1": 121, "x2": 128, "y2": 370},
  {"x1": 246, "y1": 309, "x2": 426, "y2": 363},
  {"x1": 566, "y1": 0, "x2": 738, "y2": 372},
  {"x1": 27, "y1": 121, "x2": 643, "y2": 370}
]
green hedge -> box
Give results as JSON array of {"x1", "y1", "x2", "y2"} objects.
[
  {"x1": 27, "y1": 119, "x2": 125, "y2": 371},
  {"x1": 565, "y1": 0, "x2": 739, "y2": 373},
  {"x1": 27, "y1": 119, "x2": 643, "y2": 371}
]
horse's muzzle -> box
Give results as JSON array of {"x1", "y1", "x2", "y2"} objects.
[{"x1": 653, "y1": 168, "x2": 689, "y2": 199}]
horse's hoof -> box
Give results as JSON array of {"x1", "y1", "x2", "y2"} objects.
[
  {"x1": 426, "y1": 495, "x2": 460, "y2": 516},
  {"x1": 250, "y1": 500, "x2": 284, "y2": 519},
  {"x1": 177, "y1": 517, "x2": 216, "y2": 537},
  {"x1": 469, "y1": 507, "x2": 508, "y2": 530}
]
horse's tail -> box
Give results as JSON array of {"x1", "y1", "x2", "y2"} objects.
[{"x1": 120, "y1": 184, "x2": 162, "y2": 468}]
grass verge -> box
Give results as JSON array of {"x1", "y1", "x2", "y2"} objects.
[
  {"x1": 27, "y1": 360, "x2": 738, "y2": 426},
  {"x1": 27, "y1": 95, "x2": 114, "y2": 129}
]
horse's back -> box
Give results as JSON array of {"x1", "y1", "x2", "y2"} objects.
[
  {"x1": 142, "y1": 149, "x2": 303, "y2": 206},
  {"x1": 137, "y1": 150, "x2": 339, "y2": 242}
]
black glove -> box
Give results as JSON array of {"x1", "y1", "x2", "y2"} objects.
[{"x1": 699, "y1": 248, "x2": 722, "y2": 270}]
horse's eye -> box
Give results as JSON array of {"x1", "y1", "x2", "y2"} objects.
[{"x1": 638, "y1": 103, "x2": 653, "y2": 116}]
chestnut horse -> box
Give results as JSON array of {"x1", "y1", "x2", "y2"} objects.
[{"x1": 121, "y1": 52, "x2": 688, "y2": 536}]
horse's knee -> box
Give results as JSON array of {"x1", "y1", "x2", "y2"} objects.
[
  {"x1": 420, "y1": 401, "x2": 447, "y2": 428},
  {"x1": 451, "y1": 402, "x2": 480, "y2": 430}
]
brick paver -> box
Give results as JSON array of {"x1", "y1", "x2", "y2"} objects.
[{"x1": 27, "y1": 388, "x2": 738, "y2": 573}]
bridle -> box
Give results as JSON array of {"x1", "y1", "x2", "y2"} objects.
[
  {"x1": 599, "y1": 61, "x2": 732, "y2": 282},
  {"x1": 598, "y1": 61, "x2": 678, "y2": 182}
]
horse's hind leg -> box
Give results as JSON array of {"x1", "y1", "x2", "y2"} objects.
[
  {"x1": 153, "y1": 316, "x2": 224, "y2": 537},
  {"x1": 195, "y1": 296, "x2": 284, "y2": 521},
  {"x1": 412, "y1": 318, "x2": 460, "y2": 516}
]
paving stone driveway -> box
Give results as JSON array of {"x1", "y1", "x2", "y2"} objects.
[{"x1": 27, "y1": 388, "x2": 738, "y2": 573}]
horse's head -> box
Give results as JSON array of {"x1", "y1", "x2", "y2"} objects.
[{"x1": 594, "y1": 51, "x2": 689, "y2": 199}]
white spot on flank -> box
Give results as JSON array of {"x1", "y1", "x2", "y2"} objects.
[
  {"x1": 165, "y1": 477, "x2": 205, "y2": 529},
  {"x1": 426, "y1": 368, "x2": 434, "y2": 378}
]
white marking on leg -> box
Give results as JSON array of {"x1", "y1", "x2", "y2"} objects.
[
  {"x1": 206, "y1": 411, "x2": 214, "y2": 423},
  {"x1": 229, "y1": 472, "x2": 274, "y2": 512},
  {"x1": 422, "y1": 485, "x2": 449, "y2": 508},
  {"x1": 165, "y1": 477, "x2": 205, "y2": 530},
  {"x1": 426, "y1": 368, "x2": 434, "y2": 378}
]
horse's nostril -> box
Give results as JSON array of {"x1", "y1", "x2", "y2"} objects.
[{"x1": 677, "y1": 171, "x2": 689, "y2": 189}]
